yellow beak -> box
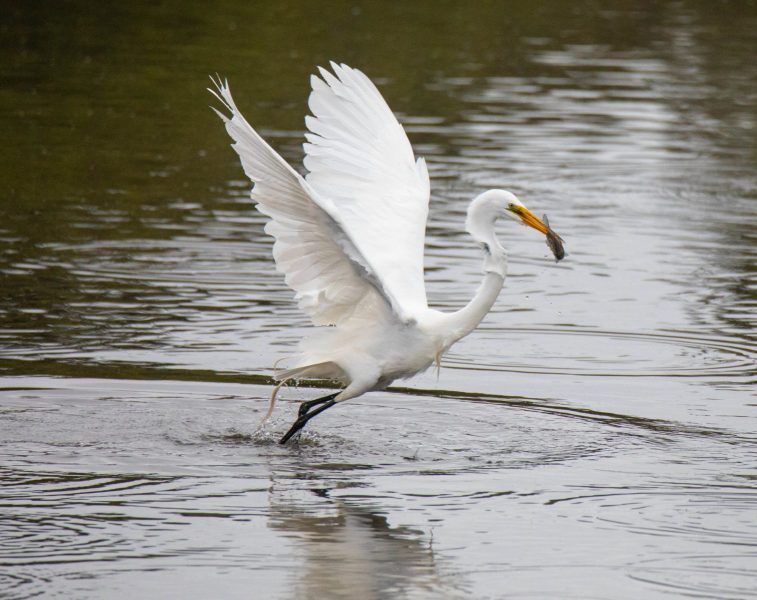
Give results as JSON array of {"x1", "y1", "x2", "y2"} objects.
[
  {"x1": 510, "y1": 204, "x2": 566, "y2": 261},
  {"x1": 511, "y1": 205, "x2": 549, "y2": 235}
]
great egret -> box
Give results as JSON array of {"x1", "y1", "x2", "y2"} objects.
[{"x1": 210, "y1": 62, "x2": 564, "y2": 444}]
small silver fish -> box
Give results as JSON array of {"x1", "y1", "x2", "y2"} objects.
[{"x1": 543, "y1": 214, "x2": 565, "y2": 262}]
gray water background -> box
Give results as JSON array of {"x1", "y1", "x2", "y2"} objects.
[{"x1": 1, "y1": 1, "x2": 755, "y2": 598}]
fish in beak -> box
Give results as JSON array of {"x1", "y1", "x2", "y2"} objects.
[{"x1": 509, "y1": 205, "x2": 566, "y2": 262}]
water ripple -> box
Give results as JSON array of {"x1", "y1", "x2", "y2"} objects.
[
  {"x1": 446, "y1": 327, "x2": 756, "y2": 379},
  {"x1": 629, "y1": 554, "x2": 757, "y2": 599},
  {"x1": 548, "y1": 486, "x2": 757, "y2": 544},
  {"x1": 0, "y1": 470, "x2": 183, "y2": 566}
]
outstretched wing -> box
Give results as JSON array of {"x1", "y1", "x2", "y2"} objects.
[
  {"x1": 210, "y1": 77, "x2": 395, "y2": 326},
  {"x1": 304, "y1": 62, "x2": 431, "y2": 320}
]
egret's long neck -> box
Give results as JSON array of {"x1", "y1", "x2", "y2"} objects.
[
  {"x1": 442, "y1": 211, "x2": 507, "y2": 343},
  {"x1": 444, "y1": 270, "x2": 505, "y2": 342}
]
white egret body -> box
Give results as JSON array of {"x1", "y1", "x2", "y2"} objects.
[{"x1": 210, "y1": 63, "x2": 564, "y2": 443}]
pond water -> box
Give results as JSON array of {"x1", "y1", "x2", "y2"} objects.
[{"x1": 1, "y1": 2, "x2": 755, "y2": 598}]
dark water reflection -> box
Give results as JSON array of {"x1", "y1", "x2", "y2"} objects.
[{"x1": 1, "y1": 1, "x2": 756, "y2": 598}]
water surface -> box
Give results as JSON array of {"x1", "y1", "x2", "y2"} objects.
[{"x1": 1, "y1": 2, "x2": 755, "y2": 598}]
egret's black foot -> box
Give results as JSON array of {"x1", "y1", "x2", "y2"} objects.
[
  {"x1": 280, "y1": 392, "x2": 340, "y2": 445},
  {"x1": 297, "y1": 392, "x2": 339, "y2": 418},
  {"x1": 280, "y1": 399, "x2": 337, "y2": 444}
]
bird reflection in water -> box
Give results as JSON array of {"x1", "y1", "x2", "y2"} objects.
[{"x1": 268, "y1": 486, "x2": 458, "y2": 599}]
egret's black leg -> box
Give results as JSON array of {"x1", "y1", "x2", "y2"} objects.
[
  {"x1": 280, "y1": 397, "x2": 338, "y2": 445},
  {"x1": 298, "y1": 392, "x2": 339, "y2": 418}
]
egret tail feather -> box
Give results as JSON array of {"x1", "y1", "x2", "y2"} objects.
[
  {"x1": 276, "y1": 360, "x2": 346, "y2": 383},
  {"x1": 258, "y1": 379, "x2": 289, "y2": 429}
]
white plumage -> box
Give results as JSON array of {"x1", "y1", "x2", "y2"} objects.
[
  {"x1": 210, "y1": 62, "x2": 564, "y2": 443},
  {"x1": 304, "y1": 65, "x2": 430, "y2": 320}
]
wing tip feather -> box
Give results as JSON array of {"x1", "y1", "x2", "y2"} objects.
[
  {"x1": 208, "y1": 73, "x2": 234, "y2": 116},
  {"x1": 209, "y1": 105, "x2": 229, "y2": 122}
]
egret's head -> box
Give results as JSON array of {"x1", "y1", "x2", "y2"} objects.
[
  {"x1": 471, "y1": 189, "x2": 549, "y2": 234},
  {"x1": 468, "y1": 189, "x2": 565, "y2": 261}
]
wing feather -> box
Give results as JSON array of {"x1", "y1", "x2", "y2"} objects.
[
  {"x1": 303, "y1": 63, "x2": 431, "y2": 320},
  {"x1": 209, "y1": 77, "x2": 393, "y2": 326}
]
